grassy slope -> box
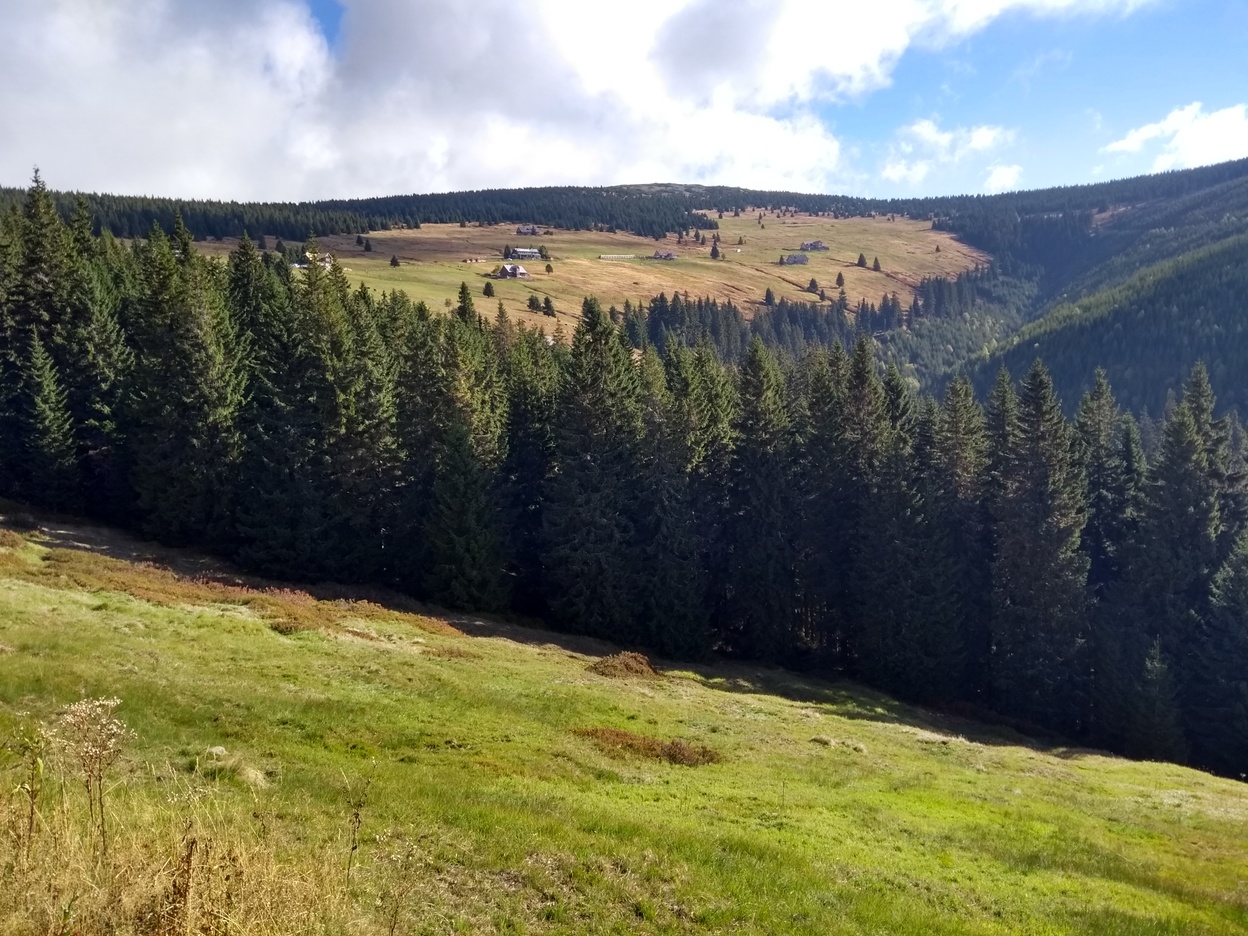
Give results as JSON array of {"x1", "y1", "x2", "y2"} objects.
[
  {"x1": 198, "y1": 214, "x2": 985, "y2": 335},
  {"x1": 1, "y1": 521, "x2": 1246, "y2": 935}
]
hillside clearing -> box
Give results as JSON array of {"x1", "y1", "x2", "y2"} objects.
[
  {"x1": 198, "y1": 214, "x2": 985, "y2": 334},
  {"x1": 1, "y1": 516, "x2": 1246, "y2": 934}
]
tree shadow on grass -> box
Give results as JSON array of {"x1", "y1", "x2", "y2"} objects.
[
  {"x1": 678, "y1": 656, "x2": 1080, "y2": 753},
  {"x1": 0, "y1": 498, "x2": 1118, "y2": 760}
]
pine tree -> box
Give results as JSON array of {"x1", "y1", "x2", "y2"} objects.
[
  {"x1": 989, "y1": 361, "x2": 1088, "y2": 733},
  {"x1": 483, "y1": 281, "x2": 495, "y2": 298},
  {"x1": 835, "y1": 271, "x2": 845, "y2": 288},
  {"x1": 857, "y1": 253, "x2": 867, "y2": 268},
  {"x1": 872, "y1": 257, "x2": 881, "y2": 272},
  {"x1": 390, "y1": 254, "x2": 400, "y2": 267}
]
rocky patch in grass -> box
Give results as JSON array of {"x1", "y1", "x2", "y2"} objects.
[{"x1": 574, "y1": 727, "x2": 720, "y2": 767}]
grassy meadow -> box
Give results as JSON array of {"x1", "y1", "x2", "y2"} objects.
[
  {"x1": 1, "y1": 515, "x2": 1246, "y2": 935},
  {"x1": 199, "y1": 213, "x2": 985, "y2": 334}
]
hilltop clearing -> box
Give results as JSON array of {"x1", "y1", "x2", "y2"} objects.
[{"x1": 2, "y1": 513, "x2": 1246, "y2": 935}]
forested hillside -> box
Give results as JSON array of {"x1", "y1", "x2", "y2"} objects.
[
  {"x1": 975, "y1": 233, "x2": 1248, "y2": 414},
  {"x1": 4, "y1": 176, "x2": 1248, "y2": 780}
]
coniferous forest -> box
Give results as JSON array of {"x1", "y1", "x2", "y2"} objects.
[{"x1": 4, "y1": 175, "x2": 1248, "y2": 781}]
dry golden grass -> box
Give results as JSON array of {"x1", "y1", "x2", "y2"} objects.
[{"x1": 198, "y1": 211, "x2": 986, "y2": 334}]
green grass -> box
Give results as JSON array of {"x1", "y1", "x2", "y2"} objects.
[{"x1": 1, "y1": 526, "x2": 1246, "y2": 934}]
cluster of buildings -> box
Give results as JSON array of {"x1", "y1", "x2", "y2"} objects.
[
  {"x1": 800, "y1": 240, "x2": 830, "y2": 251},
  {"x1": 780, "y1": 254, "x2": 809, "y2": 265}
]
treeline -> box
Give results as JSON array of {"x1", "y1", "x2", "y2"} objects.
[
  {"x1": 3, "y1": 178, "x2": 1248, "y2": 779},
  {"x1": 620, "y1": 266, "x2": 994, "y2": 365},
  {"x1": 0, "y1": 180, "x2": 720, "y2": 243},
  {"x1": 7, "y1": 156, "x2": 1248, "y2": 253}
]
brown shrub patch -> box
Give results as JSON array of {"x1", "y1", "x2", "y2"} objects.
[
  {"x1": 0, "y1": 542, "x2": 459, "y2": 638},
  {"x1": 588, "y1": 651, "x2": 659, "y2": 678},
  {"x1": 0, "y1": 528, "x2": 26, "y2": 549},
  {"x1": 574, "y1": 727, "x2": 720, "y2": 767},
  {"x1": 425, "y1": 644, "x2": 481, "y2": 661}
]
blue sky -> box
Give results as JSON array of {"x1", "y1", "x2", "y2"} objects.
[
  {"x1": 821, "y1": 0, "x2": 1248, "y2": 195},
  {"x1": 3, "y1": 0, "x2": 1246, "y2": 200}
]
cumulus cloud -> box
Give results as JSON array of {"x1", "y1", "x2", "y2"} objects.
[
  {"x1": 984, "y1": 164, "x2": 1024, "y2": 192},
  {"x1": 1104, "y1": 102, "x2": 1248, "y2": 171},
  {"x1": 881, "y1": 118, "x2": 1016, "y2": 187},
  {"x1": 0, "y1": 0, "x2": 1152, "y2": 199}
]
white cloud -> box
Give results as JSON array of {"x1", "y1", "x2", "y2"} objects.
[
  {"x1": 1104, "y1": 102, "x2": 1248, "y2": 171},
  {"x1": 984, "y1": 164, "x2": 1024, "y2": 192},
  {"x1": 880, "y1": 118, "x2": 1015, "y2": 187},
  {"x1": 0, "y1": 0, "x2": 1153, "y2": 199}
]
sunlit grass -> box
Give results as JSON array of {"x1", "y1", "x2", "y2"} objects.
[{"x1": 1, "y1": 527, "x2": 1246, "y2": 934}]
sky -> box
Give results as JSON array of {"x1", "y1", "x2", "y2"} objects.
[{"x1": 2, "y1": 0, "x2": 1246, "y2": 202}]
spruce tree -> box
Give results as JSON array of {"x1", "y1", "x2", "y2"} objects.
[
  {"x1": 1128, "y1": 401, "x2": 1220, "y2": 749},
  {"x1": 543, "y1": 298, "x2": 642, "y2": 640},
  {"x1": 1125, "y1": 639, "x2": 1188, "y2": 763},
  {"x1": 500, "y1": 327, "x2": 561, "y2": 616},
  {"x1": 1188, "y1": 532, "x2": 1248, "y2": 775},
  {"x1": 989, "y1": 361, "x2": 1089, "y2": 733},
  {"x1": 633, "y1": 348, "x2": 710, "y2": 658},
  {"x1": 15, "y1": 329, "x2": 80, "y2": 513},
  {"x1": 421, "y1": 314, "x2": 508, "y2": 608},
  {"x1": 839, "y1": 338, "x2": 890, "y2": 669},
  {"x1": 125, "y1": 225, "x2": 244, "y2": 547},
  {"x1": 723, "y1": 337, "x2": 795, "y2": 660},
  {"x1": 934, "y1": 376, "x2": 991, "y2": 700}
]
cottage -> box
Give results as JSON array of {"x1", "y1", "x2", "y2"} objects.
[
  {"x1": 516, "y1": 224, "x2": 540, "y2": 235},
  {"x1": 652, "y1": 249, "x2": 677, "y2": 260},
  {"x1": 781, "y1": 254, "x2": 809, "y2": 265},
  {"x1": 511, "y1": 247, "x2": 542, "y2": 260},
  {"x1": 498, "y1": 263, "x2": 529, "y2": 279},
  {"x1": 297, "y1": 250, "x2": 334, "y2": 270},
  {"x1": 800, "y1": 240, "x2": 829, "y2": 251}
]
